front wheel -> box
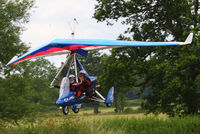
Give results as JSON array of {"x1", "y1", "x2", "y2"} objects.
[
  {"x1": 62, "y1": 106, "x2": 69, "y2": 115},
  {"x1": 72, "y1": 108, "x2": 79, "y2": 113}
]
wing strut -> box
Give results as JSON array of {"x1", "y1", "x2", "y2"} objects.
[
  {"x1": 66, "y1": 54, "x2": 74, "y2": 77},
  {"x1": 49, "y1": 53, "x2": 72, "y2": 88},
  {"x1": 74, "y1": 53, "x2": 78, "y2": 83},
  {"x1": 49, "y1": 52, "x2": 79, "y2": 88}
]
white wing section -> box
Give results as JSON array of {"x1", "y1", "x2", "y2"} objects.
[{"x1": 184, "y1": 33, "x2": 194, "y2": 45}]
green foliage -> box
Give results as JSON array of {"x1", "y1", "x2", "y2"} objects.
[
  {"x1": 21, "y1": 59, "x2": 58, "y2": 112},
  {"x1": 114, "y1": 92, "x2": 127, "y2": 113},
  {"x1": 0, "y1": 75, "x2": 35, "y2": 124},
  {"x1": 0, "y1": 0, "x2": 61, "y2": 119},
  {"x1": 0, "y1": 0, "x2": 34, "y2": 71},
  {"x1": 94, "y1": 0, "x2": 195, "y2": 40},
  {"x1": 0, "y1": 0, "x2": 36, "y2": 124},
  {"x1": 78, "y1": 50, "x2": 103, "y2": 76},
  {"x1": 142, "y1": 42, "x2": 200, "y2": 116},
  {"x1": 0, "y1": 58, "x2": 58, "y2": 123},
  {"x1": 94, "y1": 0, "x2": 200, "y2": 116}
]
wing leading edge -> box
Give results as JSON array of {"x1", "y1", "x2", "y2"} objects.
[{"x1": 7, "y1": 33, "x2": 193, "y2": 66}]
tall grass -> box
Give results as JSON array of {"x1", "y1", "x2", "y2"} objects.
[
  {"x1": 1, "y1": 115, "x2": 200, "y2": 134},
  {"x1": 99, "y1": 116, "x2": 200, "y2": 134}
]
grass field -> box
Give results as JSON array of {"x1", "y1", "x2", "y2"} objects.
[{"x1": 1, "y1": 100, "x2": 200, "y2": 134}]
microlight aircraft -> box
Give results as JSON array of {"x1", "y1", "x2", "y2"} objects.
[{"x1": 7, "y1": 33, "x2": 193, "y2": 115}]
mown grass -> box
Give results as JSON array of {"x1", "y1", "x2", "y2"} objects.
[{"x1": 126, "y1": 99, "x2": 143, "y2": 107}]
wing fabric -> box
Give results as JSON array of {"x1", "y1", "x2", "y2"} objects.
[{"x1": 7, "y1": 33, "x2": 193, "y2": 66}]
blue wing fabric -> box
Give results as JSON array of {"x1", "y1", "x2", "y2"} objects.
[
  {"x1": 76, "y1": 56, "x2": 97, "y2": 82},
  {"x1": 7, "y1": 33, "x2": 193, "y2": 66}
]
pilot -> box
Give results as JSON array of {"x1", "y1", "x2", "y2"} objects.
[
  {"x1": 69, "y1": 74, "x2": 75, "y2": 83},
  {"x1": 69, "y1": 74, "x2": 75, "y2": 90},
  {"x1": 54, "y1": 75, "x2": 76, "y2": 89},
  {"x1": 76, "y1": 70, "x2": 91, "y2": 98}
]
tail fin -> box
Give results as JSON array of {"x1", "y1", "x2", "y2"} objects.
[{"x1": 105, "y1": 87, "x2": 114, "y2": 104}]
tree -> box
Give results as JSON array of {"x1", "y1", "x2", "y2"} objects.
[
  {"x1": 0, "y1": 0, "x2": 38, "y2": 123},
  {"x1": 0, "y1": 0, "x2": 34, "y2": 75},
  {"x1": 0, "y1": 58, "x2": 58, "y2": 124},
  {"x1": 99, "y1": 53, "x2": 132, "y2": 112},
  {"x1": 26, "y1": 59, "x2": 58, "y2": 112},
  {"x1": 114, "y1": 92, "x2": 127, "y2": 113},
  {"x1": 0, "y1": 75, "x2": 34, "y2": 124},
  {"x1": 94, "y1": 0, "x2": 200, "y2": 116},
  {"x1": 76, "y1": 50, "x2": 103, "y2": 77},
  {"x1": 16, "y1": 58, "x2": 58, "y2": 112}
]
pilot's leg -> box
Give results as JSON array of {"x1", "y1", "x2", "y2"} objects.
[
  {"x1": 76, "y1": 86, "x2": 85, "y2": 98},
  {"x1": 75, "y1": 86, "x2": 81, "y2": 98},
  {"x1": 76, "y1": 90, "x2": 81, "y2": 98}
]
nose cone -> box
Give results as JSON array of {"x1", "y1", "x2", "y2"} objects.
[{"x1": 56, "y1": 99, "x2": 64, "y2": 106}]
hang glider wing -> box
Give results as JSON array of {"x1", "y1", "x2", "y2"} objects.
[{"x1": 7, "y1": 33, "x2": 193, "y2": 66}]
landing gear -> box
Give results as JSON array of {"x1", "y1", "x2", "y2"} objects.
[
  {"x1": 62, "y1": 106, "x2": 69, "y2": 115},
  {"x1": 106, "y1": 103, "x2": 112, "y2": 107},
  {"x1": 72, "y1": 108, "x2": 79, "y2": 113},
  {"x1": 72, "y1": 104, "x2": 81, "y2": 114}
]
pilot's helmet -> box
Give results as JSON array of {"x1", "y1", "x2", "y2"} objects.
[
  {"x1": 79, "y1": 70, "x2": 86, "y2": 75},
  {"x1": 69, "y1": 74, "x2": 75, "y2": 79}
]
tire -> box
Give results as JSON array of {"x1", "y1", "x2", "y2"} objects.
[
  {"x1": 62, "y1": 106, "x2": 69, "y2": 115},
  {"x1": 72, "y1": 108, "x2": 79, "y2": 113},
  {"x1": 106, "y1": 103, "x2": 112, "y2": 107}
]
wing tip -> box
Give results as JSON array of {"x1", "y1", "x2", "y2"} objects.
[
  {"x1": 6, "y1": 56, "x2": 18, "y2": 66},
  {"x1": 183, "y1": 33, "x2": 194, "y2": 45}
]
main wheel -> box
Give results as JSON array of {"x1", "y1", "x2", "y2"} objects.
[
  {"x1": 106, "y1": 103, "x2": 112, "y2": 107},
  {"x1": 72, "y1": 108, "x2": 79, "y2": 113},
  {"x1": 62, "y1": 106, "x2": 69, "y2": 115}
]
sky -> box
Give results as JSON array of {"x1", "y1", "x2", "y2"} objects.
[{"x1": 21, "y1": 0, "x2": 128, "y2": 67}]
